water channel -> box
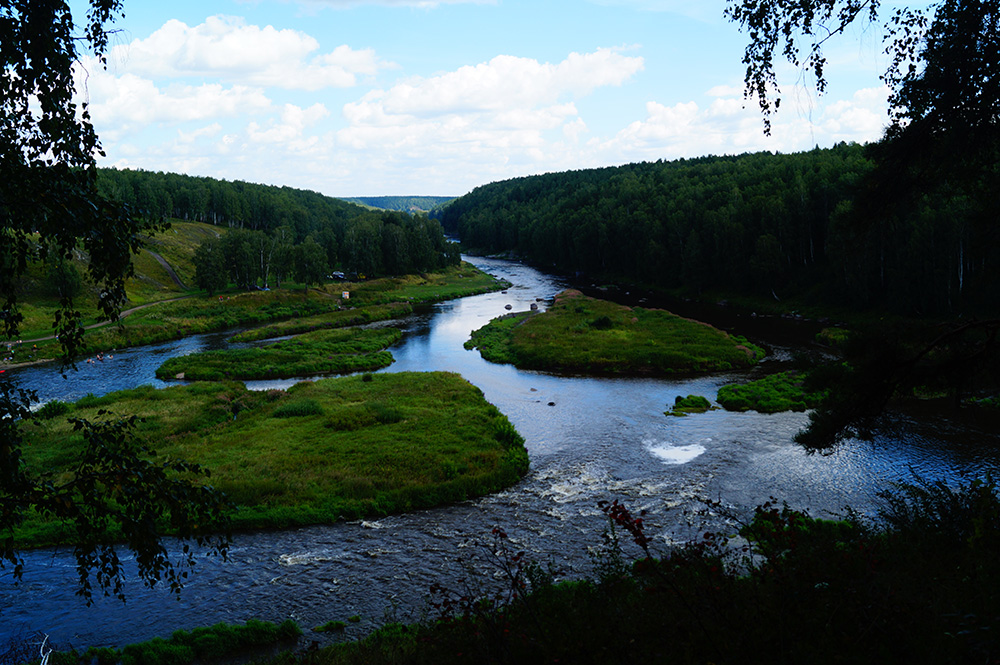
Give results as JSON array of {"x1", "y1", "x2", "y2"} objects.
[{"x1": 3, "y1": 256, "x2": 999, "y2": 651}]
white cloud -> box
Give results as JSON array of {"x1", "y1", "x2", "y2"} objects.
[
  {"x1": 77, "y1": 62, "x2": 272, "y2": 140},
  {"x1": 599, "y1": 85, "x2": 890, "y2": 162},
  {"x1": 353, "y1": 49, "x2": 642, "y2": 118},
  {"x1": 248, "y1": 103, "x2": 330, "y2": 143},
  {"x1": 110, "y1": 16, "x2": 384, "y2": 90}
]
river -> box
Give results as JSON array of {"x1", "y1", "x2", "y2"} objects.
[{"x1": 3, "y1": 256, "x2": 998, "y2": 652}]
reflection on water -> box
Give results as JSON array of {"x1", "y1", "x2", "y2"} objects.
[{"x1": 3, "y1": 256, "x2": 999, "y2": 651}]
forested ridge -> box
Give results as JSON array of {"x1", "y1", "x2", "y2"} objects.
[
  {"x1": 442, "y1": 144, "x2": 998, "y2": 316},
  {"x1": 96, "y1": 168, "x2": 460, "y2": 286}
]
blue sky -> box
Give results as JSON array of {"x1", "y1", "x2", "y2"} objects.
[{"x1": 71, "y1": 0, "x2": 915, "y2": 196}]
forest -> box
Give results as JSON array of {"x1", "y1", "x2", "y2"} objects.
[
  {"x1": 441, "y1": 143, "x2": 998, "y2": 317},
  {"x1": 96, "y1": 168, "x2": 461, "y2": 291}
]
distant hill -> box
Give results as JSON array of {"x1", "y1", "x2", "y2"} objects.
[{"x1": 341, "y1": 196, "x2": 456, "y2": 214}]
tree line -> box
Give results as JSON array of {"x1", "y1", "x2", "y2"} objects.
[
  {"x1": 97, "y1": 168, "x2": 461, "y2": 293},
  {"x1": 441, "y1": 143, "x2": 998, "y2": 316}
]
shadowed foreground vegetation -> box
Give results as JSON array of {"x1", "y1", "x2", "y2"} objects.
[
  {"x1": 717, "y1": 370, "x2": 826, "y2": 414},
  {"x1": 238, "y1": 478, "x2": 998, "y2": 665},
  {"x1": 19, "y1": 372, "x2": 529, "y2": 547},
  {"x1": 37, "y1": 619, "x2": 303, "y2": 665},
  {"x1": 465, "y1": 290, "x2": 764, "y2": 375},
  {"x1": 28, "y1": 478, "x2": 1000, "y2": 664}
]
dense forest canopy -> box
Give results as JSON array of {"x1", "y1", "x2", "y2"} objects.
[
  {"x1": 96, "y1": 168, "x2": 461, "y2": 287},
  {"x1": 441, "y1": 144, "x2": 997, "y2": 317}
]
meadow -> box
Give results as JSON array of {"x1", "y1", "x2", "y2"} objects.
[
  {"x1": 16, "y1": 262, "x2": 505, "y2": 364},
  {"x1": 20, "y1": 372, "x2": 529, "y2": 547}
]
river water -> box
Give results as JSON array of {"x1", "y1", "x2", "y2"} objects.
[{"x1": 3, "y1": 256, "x2": 998, "y2": 651}]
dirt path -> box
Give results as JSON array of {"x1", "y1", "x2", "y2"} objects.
[
  {"x1": 147, "y1": 250, "x2": 188, "y2": 290},
  {"x1": 17, "y1": 295, "x2": 193, "y2": 344}
]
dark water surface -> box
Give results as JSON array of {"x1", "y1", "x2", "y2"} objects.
[{"x1": 3, "y1": 256, "x2": 998, "y2": 650}]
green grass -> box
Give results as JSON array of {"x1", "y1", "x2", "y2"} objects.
[
  {"x1": 340, "y1": 263, "x2": 510, "y2": 306},
  {"x1": 717, "y1": 370, "x2": 826, "y2": 413},
  {"x1": 463, "y1": 312, "x2": 531, "y2": 364},
  {"x1": 15, "y1": 262, "x2": 503, "y2": 363},
  {"x1": 664, "y1": 394, "x2": 714, "y2": 416},
  {"x1": 17, "y1": 372, "x2": 529, "y2": 546},
  {"x1": 155, "y1": 327, "x2": 402, "y2": 381},
  {"x1": 47, "y1": 619, "x2": 301, "y2": 665},
  {"x1": 7, "y1": 221, "x2": 219, "y2": 341},
  {"x1": 466, "y1": 290, "x2": 765, "y2": 375},
  {"x1": 230, "y1": 302, "x2": 414, "y2": 342}
]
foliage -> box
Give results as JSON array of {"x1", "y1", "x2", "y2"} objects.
[
  {"x1": 463, "y1": 312, "x2": 532, "y2": 365},
  {"x1": 230, "y1": 302, "x2": 413, "y2": 343},
  {"x1": 17, "y1": 373, "x2": 529, "y2": 543},
  {"x1": 271, "y1": 399, "x2": 324, "y2": 418},
  {"x1": 281, "y1": 478, "x2": 1000, "y2": 664},
  {"x1": 466, "y1": 290, "x2": 764, "y2": 375},
  {"x1": 97, "y1": 168, "x2": 461, "y2": 286},
  {"x1": 313, "y1": 621, "x2": 348, "y2": 633},
  {"x1": 664, "y1": 394, "x2": 713, "y2": 416},
  {"x1": 0, "y1": 0, "x2": 160, "y2": 359},
  {"x1": 46, "y1": 619, "x2": 302, "y2": 665},
  {"x1": 1, "y1": 384, "x2": 231, "y2": 602},
  {"x1": 192, "y1": 237, "x2": 228, "y2": 295},
  {"x1": 443, "y1": 144, "x2": 999, "y2": 318},
  {"x1": 796, "y1": 319, "x2": 1000, "y2": 448},
  {"x1": 155, "y1": 327, "x2": 402, "y2": 381},
  {"x1": 717, "y1": 370, "x2": 826, "y2": 413},
  {"x1": 35, "y1": 399, "x2": 71, "y2": 420}
]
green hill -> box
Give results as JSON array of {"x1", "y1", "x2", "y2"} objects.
[{"x1": 341, "y1": 196, "x2": 456, "y2": 213}]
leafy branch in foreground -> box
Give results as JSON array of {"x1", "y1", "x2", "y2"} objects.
[
  {"x1": 1, "y1": 383, "x2": 231, "y2": 604},
  {"x1": 796, "y1": 318, "x2": 1000, "y2": 449}
]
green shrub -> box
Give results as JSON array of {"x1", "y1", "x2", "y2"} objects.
[
  {"x1": 272, "y1": 399, "x2": 324, "y2": 418},
  {"x1": 717, "y1": 371, "x2": 824, "y2": 413},
  {"x1": 314, "y1": 620, "x2": 348, "y2": 632},
  {"x1": 665, "y1": 394, "x2": 713, "y2": 416},
  {"x1": 368, "y1": 401, "x2": 403, "y2": 424},
  {"x1": 35, "y1": 399, "x2": 70, "y2": 420}
]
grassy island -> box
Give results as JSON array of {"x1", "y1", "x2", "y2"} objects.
[
  {"x1": 155, "y1": 327, "x2": 402, "y2": 381},
  {"x1": 717, "y1": 370, "x2": 825, "y2": 413},
  {"x1": 19, "y1": 372, "x2": 529, "y2": 546},
  {"x1": 465, "y1": 290, "x2": 764, "y2": 375}
]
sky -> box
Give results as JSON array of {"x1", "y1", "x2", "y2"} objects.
[{"x1": 69, "y1": 0, "x2": 915, "y2": 197}]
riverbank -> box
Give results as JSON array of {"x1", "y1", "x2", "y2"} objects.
[
  {"x1": 465, "y1": 289, "x2": 764, "y2": 375},
  {"x1": 1, "y1": 262, "x2": 507, "y2": 369},
  {"x1": 18, "y1": 372, "x2": 529, "y2": 547},
  {"x1": 262, "y1": 478, "x2": 1000, "y2": 665}
]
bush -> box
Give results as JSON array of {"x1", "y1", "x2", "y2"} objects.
[
  {"x1": 272, "y1": 399, "x2": 323, "y2": 418},
  {"x1": 717, "y1": 371, "x2": 824, "y2": 413},
  {"x1": 35, "y1": 399, "x2": 70, "y2": 420},
  {"x1": 665, "y1": 394, "x2": 713, "y2": 416}
]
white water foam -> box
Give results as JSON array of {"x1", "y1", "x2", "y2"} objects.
[{"x1": 645, "y1": 440, "x2": 706, "y2": 465}]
